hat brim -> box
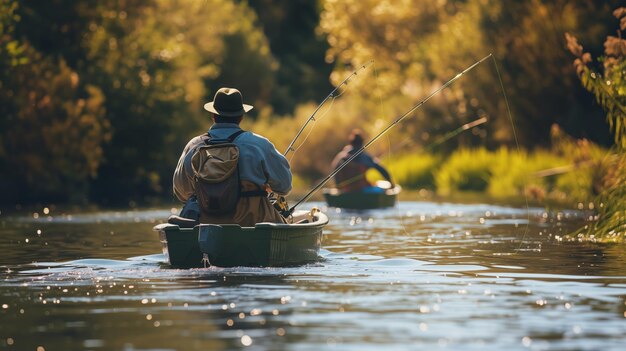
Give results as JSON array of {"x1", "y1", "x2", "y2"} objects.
[{"x1": 203, "y1": 102, "x2": 253, "y2": 117}]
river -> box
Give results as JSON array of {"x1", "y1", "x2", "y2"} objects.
[{"x1": 1, "y1": 201, "x2": 625, "y2": 350}]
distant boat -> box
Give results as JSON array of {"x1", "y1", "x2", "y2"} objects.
[
  {"x1": 323, "y1": 180, "x2": 401, "y2": 210},
  {"x1": 153, "y1": 209, "x2": 328, "y2": 268}
]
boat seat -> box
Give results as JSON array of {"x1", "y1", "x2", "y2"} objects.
[{"x1": 167, "y1": 215, "x2": 199, "y2": 229}]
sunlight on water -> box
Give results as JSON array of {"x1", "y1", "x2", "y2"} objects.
[{"x1": 1, "y1": 201, "x2": 625, "y2": 350}]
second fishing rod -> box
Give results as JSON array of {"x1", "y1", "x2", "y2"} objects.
[
  {"x1": 271, "y1": 60, "x2": 374, "y2": 214},
  {"x1": 284, "y1": 60, "x2": 374, "y2": 159},
  {"x1": 285, "y1": 53, "x2": 493, "y2": 216}
]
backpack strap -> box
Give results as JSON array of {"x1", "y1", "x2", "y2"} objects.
[
  {"x1": 227, "y1": 129, "x2": 246, "y2": 142},
  {"x1": 204, "y1": 129, "x2": 246, "y2": 145}
]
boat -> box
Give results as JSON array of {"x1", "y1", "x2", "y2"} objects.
[
  {"x1": 323, "y1": 180, "x2": 401, "y2": 210},
  {"x1": 153, "y1": 209, "x2": 328, "y2": 268}
]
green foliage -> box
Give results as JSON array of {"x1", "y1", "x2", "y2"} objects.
[
  {"x1": 431, "y1": 146, "x2": 600, "y2": 203},
  {"x1": 566, "y1": 7, "x2": 626, "y2": 242},
  {"x1": 566, "y1": 18, "x2": 626, "y2": 149},
  {"x1": 0, "y1": 0, "x2": 26, "y2": 68},
  {"x1": 571, "y1": 152, "x2": 626, "y2": 243},
  {"x1": 0, "y1": 0, "x2": 342, "y2": 205},
  {"x1": 319, "y1": 0, "x2": 620, "y2": 147},
  {"x1": 1, "y1": 0, "x2": 279, "y2": 204},
  {"x1": 377, "y1": 153, "x2": 440, "y2": 189},
  {"x1": 487, "y1": 148, "x2": 534, "y2": 198},
  {"x1": 247, "y1": 0, "x2": 333, "y2": 115},
  {"x1": 0, "y1": 45, "x2": 109, "y2": 202},
  {"x1": 1, "y1": 0, "x2": 622, "y2": 208},
  {"x1": 435, "y1": 148, "x2": 492, "y2": 195}
]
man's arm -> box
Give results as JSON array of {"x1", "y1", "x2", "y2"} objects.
[
  {"x1": 262, "y1": 140, "x2": 292, "y2": 195},
  {"x1": 372, "y1": 162, "x2": 392, "y2": 183},
  {"x1": 362, "y1": 153, "x2": 393, "y2": 184},
  {"x1": 172, "y1": 137, "x2": 203, "y2": 202}
]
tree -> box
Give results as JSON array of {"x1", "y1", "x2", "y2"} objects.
[
  {"x1": 247, "y1": 0, "x2": 333, "y2": 115},
  {"x1": 81, "y1": 0, "x2": 276, "y2": 203},
  {"x1": 1, "y1": 0, "x2": 109, "y2": 203},
  {"x1": 6, "y1": 0, "x2": 277, "y2": 204}
]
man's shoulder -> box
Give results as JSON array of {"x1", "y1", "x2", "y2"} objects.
[
  {"x1": 242, "y1": 130, "x2": 269, "y2": 141},
  {"x1": 182, "y1": 134, "x2": 208, "y2": 151},
  {"x1": 189, "y1": 134, "x2": 208, "y2": 144},
  {"x1": 335, "y1": 145, "x2": 355, "y2": 159},
  {"x1": 239, "y1": 131, "x2": 274, "y2": 148}
]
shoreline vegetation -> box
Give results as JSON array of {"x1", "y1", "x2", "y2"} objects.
[{"x1": 1, "y1": 1, "x2": 624, "y2": 243}]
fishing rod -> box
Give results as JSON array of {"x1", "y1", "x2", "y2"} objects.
[
  {"x1": 272, "y1": 60, "x2": 375, "y2": 215},
  {"x1": 284, "y1": 60, "x2": 374, "y2": 158},
  {"x1": 336, "y1": 116, "x2": 488, "y2": 190},
  {"x1": 286, "y1": 53, "x2": 493, "y2": 215},
  {"x1": 423, "y1": 115, "x2": 488, "y2": 151},
  {"x1": 375, "y1": 115, "x2": 488, "y2": 158}
]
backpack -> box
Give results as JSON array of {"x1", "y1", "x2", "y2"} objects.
[{"x1": 190, "y1": 130, "x2": 246, "y2": 215}]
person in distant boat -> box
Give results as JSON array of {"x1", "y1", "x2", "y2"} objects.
[
  {"x1": 172, "y1": 87, "x2": 291, "y2": 226},
  {"x1": 331, "y1": 129, "x2": 393, "y2": 193}
]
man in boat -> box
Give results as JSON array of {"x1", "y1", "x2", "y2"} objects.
[
  {"x1": 172, "y1": 87, "x2": 291, "y2": 226},
  {"x1": 331, "y1": 129, "x2": 393, "y2": 193}
]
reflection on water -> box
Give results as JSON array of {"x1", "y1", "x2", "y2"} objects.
[{"x1": 0, "y1": 201, "x2": 625, "y2": 350}]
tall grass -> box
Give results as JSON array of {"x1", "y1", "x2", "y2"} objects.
[
  {"x1": 488, "y1": 148, "x2": 572, "y2": 200},
  {"x1": 369, "y1": 153, "x2": 440, "y2": 189},
  {"x1": 572, "y1": 152, "x2": 626, "y2": 243},
  {"x1": 433, "y1": 147, "x2": 599, "y2": 202},
  {"x1": 376, "y1": 144, "x2": 604, "y2": 204},
  {"x1": 434, "y1": 148, "x2": 492, "y2": 194}
]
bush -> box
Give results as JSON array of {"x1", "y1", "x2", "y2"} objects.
[
  {"x1": 433, "y1": 146, "x2": 602, "y2": 202},
  {"x1": 375, "y1": 153, "x2": 440, "y2": 189},
  {"x1": 435, "y1": 148, "x2": 492, "y2": 195}
]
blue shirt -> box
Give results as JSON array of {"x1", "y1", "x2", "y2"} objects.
[{"x1": 173, "y1": 123, "x2": 292, "y2": 201}]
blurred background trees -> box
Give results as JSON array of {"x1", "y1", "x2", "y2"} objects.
[
  {"x1": 1, "y1": 0, "x2": 110, "y2": 203},
  {"x1": 0, "y1": 0, "x2": 622, "y2": 205},
  {"x1": 318, "y1": 0, "x2": 619, "y2": 147}
]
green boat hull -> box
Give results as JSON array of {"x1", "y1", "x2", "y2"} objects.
[
  {"x1": 323, "y1": 185, "x2": 401, "y2": 210},
  {"x1": 153, "y1": 210, "x2": 328, "y2": 268}
]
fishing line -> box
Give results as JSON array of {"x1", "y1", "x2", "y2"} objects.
[
  {"x1": 372, "y1": 62, "x2": 393, "y2": 174},
  {"x1": 275, "y1": 60, "x2": 374, "y2": 214},
  {"x1": 288, "y1": 54, "x2": 493, "y2": 215},
  {"x1": 284, "y1": 60, "x2": 374, "y2": 159},
  {"x1": 287, "y1": 98, "x2": 335, "y2": 163},
  {"x1": 490, "y1": 55, "x2": 531, "y2": 251},
  {"x1": 286, "y1": 53, "x2": 531, "y2": 253},
  {"x1": 373, "y1": 61, "x2": 410, "y2": 235}
]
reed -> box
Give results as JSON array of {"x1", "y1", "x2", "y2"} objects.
[{"x1": 571, "y1": 152, "x2": 626, "y2": 243}]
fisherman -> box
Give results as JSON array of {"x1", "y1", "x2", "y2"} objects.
[
  {"x1": 172, "y1": 87, "x2": 291, "y2": 226},
  {"x1": 331, "y1": 129, "x2": 393, "y2": 193}
]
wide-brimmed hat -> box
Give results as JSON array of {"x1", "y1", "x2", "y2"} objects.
[{"x1": 203, "y1": 87, "x2": 253, "y2": 117}]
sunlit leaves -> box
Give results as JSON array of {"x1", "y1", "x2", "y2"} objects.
[
  {"x1": 567, "y1": 8, "x2": 626, "y2": 149},
  {"x1": 0, "y1": 46, "x2": 109, "y2": 201},
  {"x1": 566, "y1": 7, "x2": 626, "y2": 242},
  {"x1": 0, "y1": 0, "x2": 276, "y2": 203},
  {"x1": 318, "y1": 0, "x2": 619, "y2": 147}
]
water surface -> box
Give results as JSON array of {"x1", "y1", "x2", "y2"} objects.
[{"x1": 1, "y1": 201, "x2": 625, "y2": 350}]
